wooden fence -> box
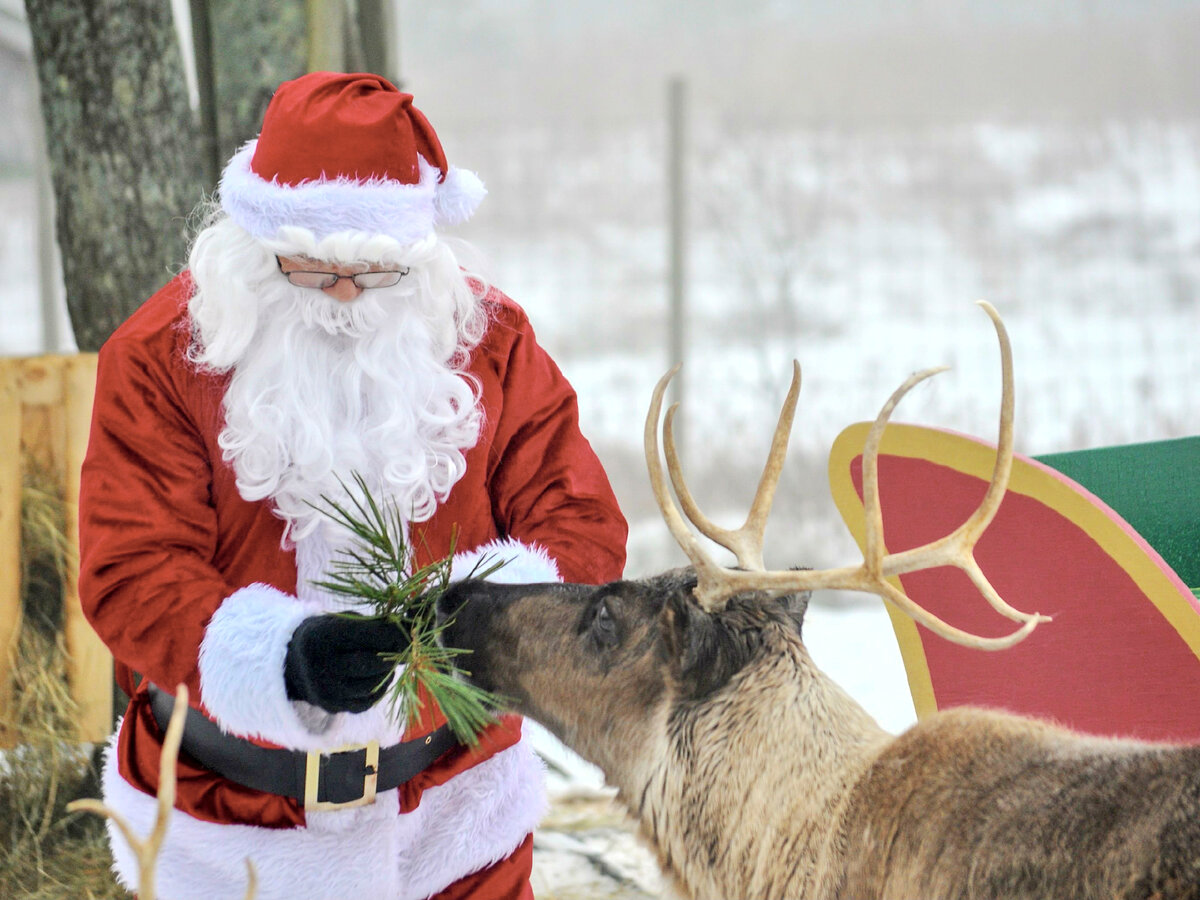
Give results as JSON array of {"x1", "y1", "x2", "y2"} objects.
[{"x1": 1, "y1": 353, "x2": 111, "y2": 746}]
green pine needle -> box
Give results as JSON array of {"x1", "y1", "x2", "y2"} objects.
[{"x1": 309, "y1": 473, "x2": 507, "y2": 745}]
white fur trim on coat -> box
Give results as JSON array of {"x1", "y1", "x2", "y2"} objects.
[
  {"x1": 450, "y1": 536, "x2": 561, "y2": 584},
  {"x1": 220, "y1": 142, "x2": 485, "y2": 245},
  {"x1": 198, "y1": 582, "x2": 331, "y2": 748},
  {"x1": 101, "y1": 723, "x2": 547, "y2": 900}
]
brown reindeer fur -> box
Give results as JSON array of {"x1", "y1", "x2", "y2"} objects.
[{"x1": 439, "y1": 570, "x2": 1200, "y2": 900}]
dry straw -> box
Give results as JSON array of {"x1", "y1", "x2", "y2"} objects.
[{"x1": 2, "y1": 465, "x2": 119, "y2": 898}]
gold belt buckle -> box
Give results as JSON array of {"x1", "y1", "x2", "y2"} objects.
[{"x1": 304, "y1": 741, "x2": 380, "y2": 812}]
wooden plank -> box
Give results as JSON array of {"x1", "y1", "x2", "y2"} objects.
[
  {"x1": 0, "y1": 359, "x2": 22, "y2": 747},
  {"x1": 19, "y1": 356, "x2": 67, "y2": 488},
  {"x1": 61, "y1": 353, "x2": 111, "y2": 742},
  {"x1": 16, "y1": 355, "x2": 64, "y2": 405}
]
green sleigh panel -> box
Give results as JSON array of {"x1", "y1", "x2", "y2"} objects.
[{"x1": 829, "y1": 426, "x2": 1200, "y2": 744}]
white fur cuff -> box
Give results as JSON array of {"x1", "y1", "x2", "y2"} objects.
[
  {"x1": 450, "y1": 537, "x2": 561, "y2": 584},
  {"x1": 198, "y1": 583, "x2": 329, "y2": 748}
]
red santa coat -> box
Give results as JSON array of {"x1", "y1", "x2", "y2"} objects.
[{"x1": 78, "y1": 273, "x2": 627, "y2": 900}]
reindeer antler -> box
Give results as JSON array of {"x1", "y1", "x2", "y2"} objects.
[{"x1": 645, "y1": 301, "x2": 1049, "y2": 650}]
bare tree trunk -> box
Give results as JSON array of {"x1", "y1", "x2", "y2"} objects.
[
  {"x1": 23, "y1": 0, "x2": 207, "y2": 352},
  {"x1": 209, "y1": 0, "x2": 307, "y2": 163}
]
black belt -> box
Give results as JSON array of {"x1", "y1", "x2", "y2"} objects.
[{"x1": 147, "y1": 683, "x2": 460, "y2": 811}]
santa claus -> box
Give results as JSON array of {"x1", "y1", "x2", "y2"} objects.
[{"x1": 78, "y1": 71, "x2": 627, "y2": 900}]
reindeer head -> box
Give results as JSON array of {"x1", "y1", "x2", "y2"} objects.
[{"x1": 441, "y1": 567, "x2": 812, "y2": 782}]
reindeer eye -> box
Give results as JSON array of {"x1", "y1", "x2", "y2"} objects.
[{"x1": 592, "y1": 599, "x2": 619, "y2": 648}]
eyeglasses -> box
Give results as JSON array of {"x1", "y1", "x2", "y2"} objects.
[{"x1": 276, "y1": 257, "x2": 410, "y2": 290}]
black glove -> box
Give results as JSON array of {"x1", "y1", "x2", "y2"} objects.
[{"x1": 284, "y1": 614, "x2": 410, "y2": 713}]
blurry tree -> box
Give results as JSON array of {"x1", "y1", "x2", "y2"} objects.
[
  {"x1": 23, "y1": 0, "x2": 207, "y2": 352},
  {"x1": 209, "y1": 0, "x2": 307, "y2": 164},
  {"x1": 358, "y1": 0, "x2": 399, "y2": 85}
]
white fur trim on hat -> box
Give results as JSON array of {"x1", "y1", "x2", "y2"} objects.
[
  {"x1": 450, "y1": 536, "x2": 562, "y2": 584},
  {"x1": 220, "y1": 143, "x2": 485, "y2": 244},
  {"x1": 100, "y1": 722, "x2": 547, "y2": 900}
]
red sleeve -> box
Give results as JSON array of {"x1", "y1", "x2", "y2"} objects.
[
  {"x1": 484, "y1": 306, "x2": 627, "y2": 585},
  {"x1": 78, "y1": 330, "x2": 229, "y2": 697}
]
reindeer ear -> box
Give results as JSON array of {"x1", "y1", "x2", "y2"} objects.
[
  {"x1": 663, "y1": 593, "x2": 754, "y2": 700},
  {"x1": 661, "y1": 593, "x2": 715, "y2": 682},
  {"x1": 778, "y1": 587, "x2": 811, "y2": 630}
]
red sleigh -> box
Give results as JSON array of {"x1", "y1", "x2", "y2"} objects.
[{"x1": 828, "y1": 427, "x2": 1200, "y2": 744}]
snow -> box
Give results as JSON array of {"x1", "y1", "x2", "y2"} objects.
[{"x1": 0, "y1": 180, "x2": 51, "y2": 354}]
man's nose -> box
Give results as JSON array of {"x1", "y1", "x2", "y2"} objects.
[{"x1": 323, "y1": 276, "x2": 364, "y2": 303}]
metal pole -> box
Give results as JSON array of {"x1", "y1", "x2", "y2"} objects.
[
  {"x1": 34, "y1": 97, "x2": 62, "y2": 352},
  {"x1": 667, "y1": 76, "x2": 688, "y2": 428}
]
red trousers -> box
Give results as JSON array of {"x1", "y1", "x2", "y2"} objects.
[{"x1": 431, "y1": 833, "x2": 535, "y2": 900}]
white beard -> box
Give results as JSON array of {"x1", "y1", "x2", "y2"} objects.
[{"x1": 186, "y1": 223, "x2": 487, "y2": 548}]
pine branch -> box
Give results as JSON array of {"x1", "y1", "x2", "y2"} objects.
[{"x1": 308, "y1": 474, "x2": 507, "y2": 745}]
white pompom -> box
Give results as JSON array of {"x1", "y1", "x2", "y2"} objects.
[{"x1": 434, "y1": 166, "x2": 487, "y2": 225}]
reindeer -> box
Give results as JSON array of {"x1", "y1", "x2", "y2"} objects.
[{"x1": 439, "y1": 303, "x2": 1200, "y2": 900}]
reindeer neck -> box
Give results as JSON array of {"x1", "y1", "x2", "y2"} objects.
[
  {"x1": 633, "y1": 639, "x2": 893, "y2": 900},
  {"x1": 803, "y1": 649, "x2": 894, "y2": 757}
]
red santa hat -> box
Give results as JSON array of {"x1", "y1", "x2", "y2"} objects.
[{"x1": 218, "y1": 71, "x2": 485, "y2": 245}]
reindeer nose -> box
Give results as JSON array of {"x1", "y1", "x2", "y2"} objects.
[
  {"x1": 438, "y1": 579, "x2": 500, "y2": 628},
  {"x1": 438, "y1": 580, "x2": 530, "y2": 640},
  {"x1": 438, "y1": 579, "x2": 518, "y2": 658},
  {"x1": 437, "y1": 581, "x2": 470, "y2": 620}
]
